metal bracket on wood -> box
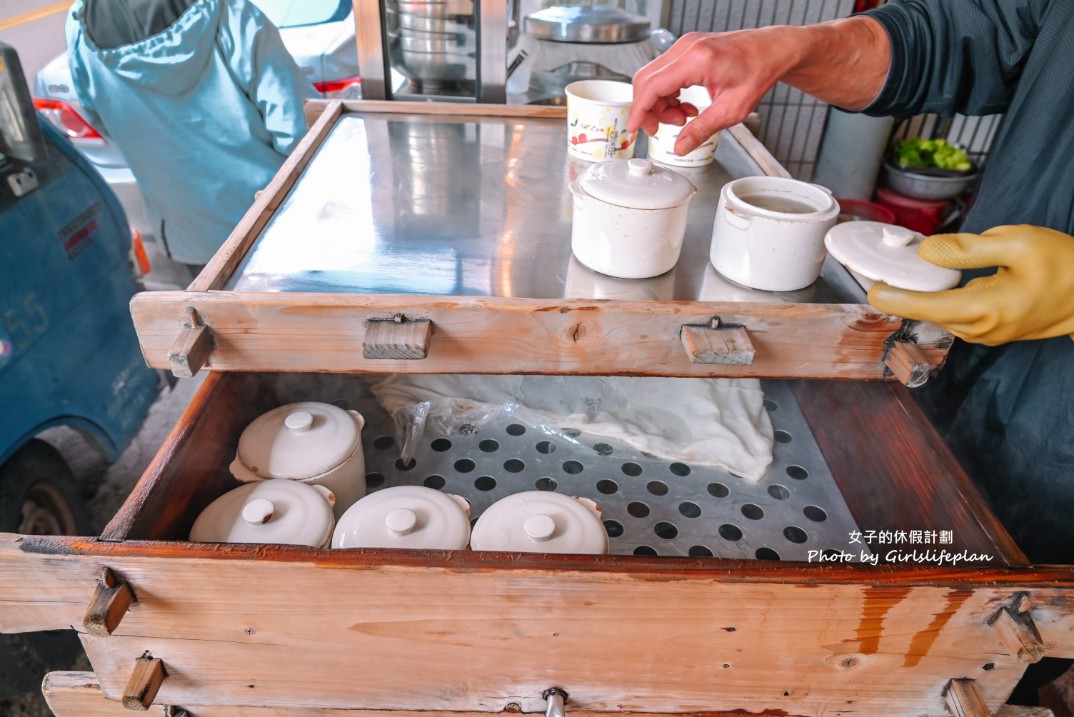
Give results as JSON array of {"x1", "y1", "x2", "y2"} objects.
[
  {"x1": 543, "y1": 687, "x2": 568, "y2": 717},
  {"x1": 122, "y1": 653, "x2": 166, "y2": 711},
  {"x1": 82, "y1": 567, "x2": 134, "y2": 637},
  {"x1": 681, "y1": 317, "x2": 755, "y2": 365},
  {"x1": 363, "y1": 313, "x2": 432, "y2": 360},
  {"x1": 989, "y1": 591, "x2": 1045, "y2": 664},
  {"x1": 167, "y1": 306, "x2": 213, "y2": 378},
  {"x1": 944, "y1": 678, "x2": 993, "y2": 717}
]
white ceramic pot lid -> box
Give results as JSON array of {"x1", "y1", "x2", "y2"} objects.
[
  {"x1": 332, "y1": 486, "x2": 471, "y2": 550},
  {"x1": 470, "y1": 491, "x2": 609, "y2": 554},
  {"x1": 235, "y1": 402, "x2": 361, "y2": 480},
  {"x1": 580, "y1": 158, "x2": 696, "y2": 210},
  {"x1": 189, "y1": 479, "x2": 335, "y2": 547},
  {"x1": 824, "y1": 221, "x2": 962, "y2": 292}
]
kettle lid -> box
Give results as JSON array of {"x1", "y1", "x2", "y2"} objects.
[{"x1": 525, "y1": 5, "x2": 651, "y2": 44}]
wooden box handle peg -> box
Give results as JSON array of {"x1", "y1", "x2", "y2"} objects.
[
  {"x1": 168, "y1": 306, "x2": 213, "y2": 378},
  {"x1": 989, "y1": 592, "x2": 1046, "y2": 664},
  {"x1": 82, "y1": 567, "x2": 134, "y2": 637},
  {"x1": 885, "y1": 339, "x2": 931, "y2": 387},
  {"x1": 122, "y1": 654, "x2": 166, "y2": 711},
  {"x1": 681, "y1": 318, "x2": 756, "y2": 365},
  {"x1": 944, "y1": 678, "x2": 993, "y2": 717}
]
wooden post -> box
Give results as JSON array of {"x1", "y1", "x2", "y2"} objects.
[
  {"x1": 167, "y1": 307, "x2": 213, "y2": 378},
  {"x1": 885, "y1": 339, "x2": 931, "y2": 387},
  {"x1": 681, "y1": 318, "x2": 756, "y2": 365},
  {"x1": 944, "y1": 678, "x2": 993, "y2": 717},
  {"x1": 122, "y1": 654, "x2": 166, "y2": 711},
  {"x1": 82, "y1": 567, "x2": 134, "y2": 637},
  {"x1": 989, "y1": 592, "x2": 1046, "y2": 664},
  {"x1": 363, "y1": 314, "x2": 432, "y2": 360}
]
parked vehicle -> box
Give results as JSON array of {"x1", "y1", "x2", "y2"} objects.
[
  {"x1": 0, "y1": 42, "x2": 160, "y2": 697},
  {"x1": 31, "y1": 0, "x2": 361, "y2": 254}
]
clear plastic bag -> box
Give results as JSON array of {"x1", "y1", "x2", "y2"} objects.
[{"x1": 389, "y1": 397, "x2": 587, "y2": 465}]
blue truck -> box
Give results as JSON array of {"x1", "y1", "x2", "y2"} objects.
[{"x1": 0, "y1": 42, "x2": 160, "y2": 695}]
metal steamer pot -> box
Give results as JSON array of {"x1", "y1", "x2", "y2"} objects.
[{"x1": 520, "y1": 4, "x2": 655, "y2": 102}]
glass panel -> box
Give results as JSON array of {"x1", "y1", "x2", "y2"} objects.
[
  {"x1": 386, "y1": 0, "x2": 479, "y2": 100},
  {"x1": 250, "y1": 0, "x2": 350, "y2": 28}
]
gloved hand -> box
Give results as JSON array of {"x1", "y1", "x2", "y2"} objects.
[{"x1": 868, "y1": 225, "x2": 1074, "y2": 345}]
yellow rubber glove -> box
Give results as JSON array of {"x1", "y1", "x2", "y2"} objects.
[{"x1": 868, "y1": 225, "x2": 1074, "y2": 346}]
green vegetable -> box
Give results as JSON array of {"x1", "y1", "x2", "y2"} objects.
[{"x1": 895, "y1": 137, "x2": 973, "y2": 172}]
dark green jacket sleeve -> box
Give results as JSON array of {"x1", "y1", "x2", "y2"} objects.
[{"x1": 863, "y1": 0, "x2": 1050, "y2": 117}]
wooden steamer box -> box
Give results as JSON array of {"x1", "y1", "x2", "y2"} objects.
[{"x1": 1, "y1": 101, "x2": 1071, "y2": 717}]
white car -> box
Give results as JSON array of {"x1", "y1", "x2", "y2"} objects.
[{"x1": 33, "y1": 0, "x2": 361, "y2": 281}]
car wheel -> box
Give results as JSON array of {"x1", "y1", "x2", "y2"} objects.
[{"x1": 0, "y1": 439, "x2": 90, "y2": 698}]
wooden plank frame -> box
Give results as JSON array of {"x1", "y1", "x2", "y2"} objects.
[
  {"x1": 129, "y1": 100, "x2": 952, "y2": 381},
  {"x1": 39, "y1": 672, "x2": 1059, "y2": 717},
  {"x1": 2, "y1": 372, "x2": 1069, "y2": 717},
  {"x1": 5, "y1": 533, "x2": 1074, "y2": 717}
]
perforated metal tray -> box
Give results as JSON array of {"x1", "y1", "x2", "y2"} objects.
[{"x1": 340, "y1": 380, "x2": 867, "y2": 562}]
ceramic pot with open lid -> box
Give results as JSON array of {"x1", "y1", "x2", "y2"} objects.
[
  {"x1": 569, "y1": 157, "x2": 697, "y2": 279},
  {"x1": 230, "y1": 402, "x2": 366, "y2": 520},
  {"x1": 189, "y1": 479, "x2": 336, "y2": 548},
  {"x1": 332, "y1": 485, "x2": 472, "y2": 550},
  {"x1": 470, "y1": 491, "x2": 610, "y2": 554},
  {"x1": 710, "y1": 176, "x2": 840, "y2": 291}
]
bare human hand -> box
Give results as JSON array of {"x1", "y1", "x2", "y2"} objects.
[
  {"x1": 628, "y1": 18, "x2": 889, "y2": 157},
  {"x1": 628, "y1": 28, "x2": 794, "y2": 156}
]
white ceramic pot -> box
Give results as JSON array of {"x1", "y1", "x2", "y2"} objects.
[
  {"x1": 230, "y1": 402, "x2": 366, "y2": 520},
  {"x1": 470, "y1": 491, "x2": 610, "y2": 555},
  {"x1": 710, "y1": 176, "x2": 840, "y2": 291},
  {"x1": 332, "y1": 486, "x2": 472, "y2": 550},
  {"x1": 189, "y1": 479, "x2": 336, "y2": 548},
  {"x1": 569, "y1": 158, "x2": 697, "y2": 279}
]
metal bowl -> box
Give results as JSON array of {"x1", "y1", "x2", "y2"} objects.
[
  {"x1": 398, "y1": 48, "x2": 471, "y2": 82},
  {"x1": 396, "y1": 0, "x2": 450, "y2": 18},
  {"x1": 398, "y1": 32, "x2": 468, "y2": 53},
  {"x1": 396, "y1": 12, "x2": 466, "y2": 32},
  {"x1": 882, "y1": 162, "x2": 979, "y2": 201}
]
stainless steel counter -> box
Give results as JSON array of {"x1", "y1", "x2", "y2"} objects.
[{"x1": 227, "y1": 111, "x2": 857, "y2": 304}]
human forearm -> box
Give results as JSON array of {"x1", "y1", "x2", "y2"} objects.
[{"x1": 780, "y1": 16, "x2": 890, "y2": 111}]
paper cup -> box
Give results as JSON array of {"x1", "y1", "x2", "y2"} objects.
[
  {"x1": 648, "y1": 85, "x2": 718, "y2": 167},
  {"x1": 565, "y1": 80, "x2": 636, "y2": 162}
]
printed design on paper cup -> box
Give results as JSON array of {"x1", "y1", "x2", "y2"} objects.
[
  {"x1": 650, "y1": 124, "x2": 719, "y2": 167},
  {"x1": 569, "y1": 107, "x2": 636, "y2": 160}
]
